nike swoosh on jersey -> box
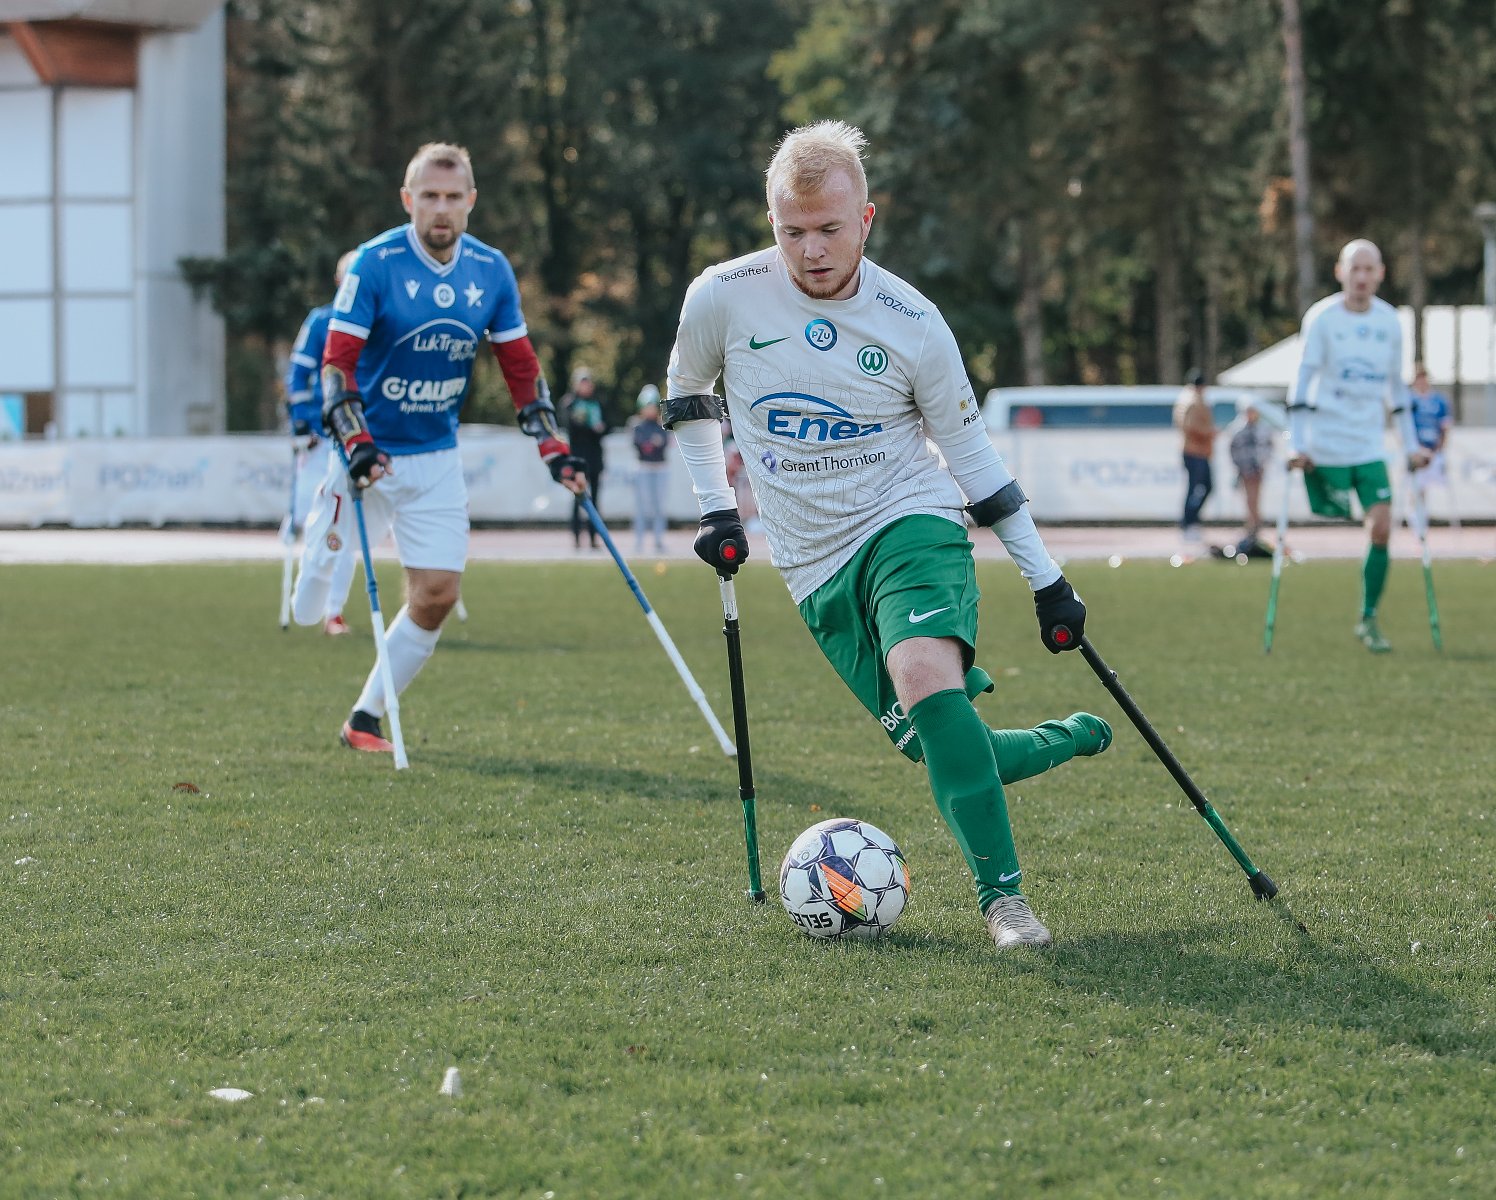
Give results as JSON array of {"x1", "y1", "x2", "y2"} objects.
[
  {"x1": 997, "y1": 870, "x2": 1022, "y2": 884},
  {"x1": 908, "y1": 607, "x2": 951, "y2": 624},
  {"x1": 748, "y1": 335, "x2": 789, "y2": 350}
]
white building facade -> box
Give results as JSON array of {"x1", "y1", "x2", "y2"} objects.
[{"x1": 0, "y1": 2, "x2": 226, "y2": 439}]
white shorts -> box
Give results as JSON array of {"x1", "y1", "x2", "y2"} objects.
[
  {"x1": 300, "y1": 446, "x2": 469, "y2": 577},
  {"x1": 1413, "y1": 452, "x2": 1447, "y2": 489},
  {"x1": 293, "y1": 438, "x2": 333, "y2": 527}
]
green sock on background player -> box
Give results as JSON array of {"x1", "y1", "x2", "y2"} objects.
[
  {"x1": 910, "y1": 688, "x2": 1024, "y2": 911},
  {"x1": 1362, "y1": 543, "x2": 1389, "y2": 617},
  {"x1": 989, "y1": 713, "x2": 1112, "y2": 784}
]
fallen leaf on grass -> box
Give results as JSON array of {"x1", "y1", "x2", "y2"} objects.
[{"x1": 172, "y1": 782, "x2": 201, "y2": 794}]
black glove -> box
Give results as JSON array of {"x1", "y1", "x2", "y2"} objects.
[
  {"x1": 291, "y1": 418, "x2": 319, "y2": 450},
  {"x1": 344, "y1": 438, "x2": 388, "y2": 489},
  {"x1": 1034, "y1": 576, "x2": 1085, "y2": 653},
  {"x1": 546, "y1": 453, "x2": 589, "y2": 487},
  {"x1": 695, "y1": 508, "x2": 749, "y2": 576}
]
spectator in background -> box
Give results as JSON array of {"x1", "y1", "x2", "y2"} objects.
[
  {"x1": 1227, "y1": 400, "x2": 1277, "y2": 555},
  {"x1": 563, "y1": 366, "x2": 609, "y2": 549},
  {"x1": 630, "y1": 384, "x2": 670, "y2": 553},
  {"x1": 1174, "y1": 368, "x2": 1217, "y2": 557}
]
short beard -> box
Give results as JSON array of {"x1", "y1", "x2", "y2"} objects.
[
  {"x1": 421, "y1": 226, "x2": 458, "y2": 256},
  {"x1": 787, "y1": 256, "x2": 861, "y2": 301}
]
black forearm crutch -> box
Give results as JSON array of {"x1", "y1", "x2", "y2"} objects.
[
  {"x1": 717, "y1": 563, "x2": 765, "y2": 904},
  {"x1": 1068, "y1": 631, "x2": 1277, "y2": 900}
]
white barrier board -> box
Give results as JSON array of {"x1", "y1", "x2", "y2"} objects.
[{"x1": 2, "y1": 428, "x2": 1494, "y2": 527}]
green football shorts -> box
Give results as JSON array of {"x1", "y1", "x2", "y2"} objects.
[
  {"x1": 1303, "y1": 459, "x2": 1392, "y2": 520},
  {"x1": 797, "y1": 514, "x2": 994, "y2": 763}
]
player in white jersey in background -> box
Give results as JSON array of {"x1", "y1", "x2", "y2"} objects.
[
  {"x1": 285, "y1": 250, "x2": 359, "y2": 635},
  {"x1": 665, "y1": 121, "x2": 1112, "y2": 950},
  {"x1": 1287, "y1": 240, "x2": 1428, "y2": 653}
]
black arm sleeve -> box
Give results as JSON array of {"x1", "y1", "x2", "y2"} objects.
[
  {"x1": 661, "y1": 393, "x2": 727, "y2": 430},
  {"x1": 965, "y1": 480, "x2": 1029, "y2": 528}
]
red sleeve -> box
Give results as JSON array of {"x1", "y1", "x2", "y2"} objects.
[
  {"x1": 323, "y1": 329, "x2": 365, "y2": 379},
  {"x1": 491, "y1": 335, "x2": 541, "y2": 408}
]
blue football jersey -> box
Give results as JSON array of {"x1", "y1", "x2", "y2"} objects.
[
  {"x1": 327, "y1": 225, "x2": 527, "y2": 455},
  {"x1": 285, "y1": 303, "x2": 334, "y2": 427},
  {"x1": 1410, "y1": 389, "x2": 1450, "y2": 449}
]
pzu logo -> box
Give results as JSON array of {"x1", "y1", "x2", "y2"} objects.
[{"x1": 804, "y1": 319, "x2": 837, "y2": 351}]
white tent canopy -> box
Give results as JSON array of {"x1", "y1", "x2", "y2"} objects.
[{"x1": 1219, "y1": 305, "x2": 1496, "y2": 424}]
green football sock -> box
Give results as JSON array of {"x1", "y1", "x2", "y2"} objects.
[
  {"x1": 1362, "y1": 543, "x2": 1389, "y2": 618},
  {"x1": 989, "y1": 714, "x2": 1111, "y2": 784},
  {"x1": 910, "y1": 688, "x2": 1022, "y2": 911}
]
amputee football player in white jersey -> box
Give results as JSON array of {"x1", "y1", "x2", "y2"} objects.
[
  {"x1": 665, "y1": 121, "x2": 1113, "y2": 951},
  {"x1": 1287, "y1": 240, "x2": 1428, "y2": 653}
]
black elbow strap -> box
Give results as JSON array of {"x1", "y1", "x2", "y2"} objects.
[
  {"x1": 661, "y1": 393, "x2": 726, "y2": 429},
  {"x1": 966, "y1": 480, "x2": 1028, "y2": 527}
]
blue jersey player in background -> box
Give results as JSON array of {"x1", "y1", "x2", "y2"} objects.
[
  {"x1": 284, "y1": 249, "x2": 358, "y2": 635},
  {"x1": 1407, "y1": 361, "x2": 1453, "y2": 494},
  {"x1": 294, "y1": 142, "x2": 587, "y2": 753}
]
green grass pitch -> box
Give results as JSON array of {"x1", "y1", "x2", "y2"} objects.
[{"x1": 2, "y1": 554, "x2": 1493, "y2": 1198}]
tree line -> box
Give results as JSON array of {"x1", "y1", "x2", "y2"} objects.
[{"x1": 191, "y1": 0, "x2": 1496, "y2": 430}]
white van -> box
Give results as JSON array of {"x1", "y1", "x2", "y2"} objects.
[{"x1": 982, "y1": 385, "x2": 1272, "y2": 432}]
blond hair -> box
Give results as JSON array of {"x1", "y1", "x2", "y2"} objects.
[
  {"x1": 765, "y1": 120, "x2": 868, "y2": 208},
  {"x1": 404, "y1": 142, "x2": 475, "y2": 191}
]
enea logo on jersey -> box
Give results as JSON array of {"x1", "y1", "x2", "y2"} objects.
[
  {"x1": 1336, "y1": 357, "x2": 1389, "y2": 385},
  {"x1": 750, "y1": 392, "x2": 883, "y2": 444}
]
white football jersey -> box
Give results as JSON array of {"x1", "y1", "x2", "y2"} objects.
[
  {"x1": 668, "y1": 247, "x2": 997, "y2": 602},
  {"x1": 1290, "y1": 295, "x2": 1403, "y2": 466}
]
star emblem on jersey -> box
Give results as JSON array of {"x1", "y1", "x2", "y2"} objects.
[
  {"x1": 858, "y1": 345, "x2": 888, "y2": 376},
  {"x1": 434, "y1": 283, "x2": 456, "y2": 308},
  {"x1": 404, "y1": 280, "x2": 420, "y2": 299},
  {"x1": 465, "y1": 282, "x2": 484, "y2": 307},
  {"x1": 804, "y1": 319, "x2": 837, "y2": 351},
  {"x1": 749, "y1": 334, "x2": 789, "y2": 350}
]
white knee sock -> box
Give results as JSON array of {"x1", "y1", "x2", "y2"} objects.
[
  {"x1": 291, "y1": 561, "x2": 330, "y2": 626},
  {"x1": 327, "y1": 550, "x2": 359, "y2": 619},
  {"x1": 353, "y1": 607, "x2": 442, "y2": 717}
]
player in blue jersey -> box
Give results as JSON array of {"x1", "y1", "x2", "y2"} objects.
[
  {"x1": 285, "y1": 250, "x2": 358, "y2": 635},
  {"x1": 295, "y1": 142, "x2": 587, "y2": 752},
  {"x1": 1407, "y1": 362, "x2": 1452, "y2": 495}
]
